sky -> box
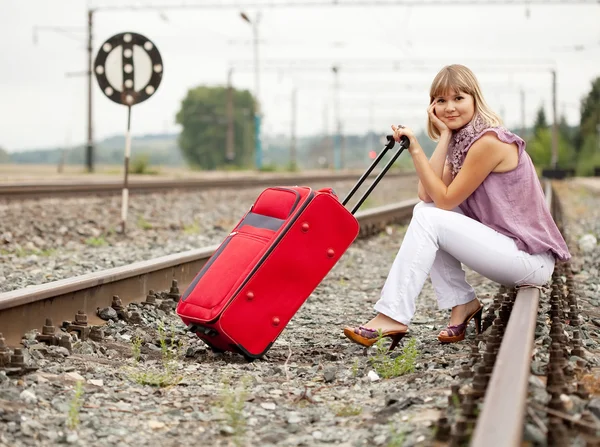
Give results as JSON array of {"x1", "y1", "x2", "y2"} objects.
[{"x1": 1, "y1": 0, "x2": 599, "y2": 152}]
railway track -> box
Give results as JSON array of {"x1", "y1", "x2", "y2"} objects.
[
  {"x1": 0, "y1": 170, "x2": 413, "y2": 200},
  {"x1": 0, "y1": 197, "x2": 418, "y2": 347},
  {"x1": 1, "y1": 180, "x2": 597, "y2": 446}
]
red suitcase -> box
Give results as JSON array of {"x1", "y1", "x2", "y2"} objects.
[{"x1": 176, "y1": 135, "x2": 409, "y2": 359}]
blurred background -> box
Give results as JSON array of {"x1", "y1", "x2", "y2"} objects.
[{"x1": 0, "y1": 0, "x2": 598, "y2": 177}]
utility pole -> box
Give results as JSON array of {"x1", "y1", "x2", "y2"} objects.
[
  {"x1": 551, "y1": 69, "x2": 558, "y2": 169},
  {"x1": 323, "y1": 103, "x2": 332, "y2": 168},
  {"x1": 520, "y1": 88, "x2": 526, "y2": 138},
  {"x1": 332, "y1": 65, "x2": 341, "y2": 170},
  {"x1": 86, "y1": 9, "x2": 94, "y2": 173},
  {"x1": 290, "y1": 87, "x2": 297, "y2": 169},
  {"x1": 240, "y1": 12, "x2": 262, "y2": 170},
  {"x1": 226, "y1": 68, "x2": 235, "y2": 162}
]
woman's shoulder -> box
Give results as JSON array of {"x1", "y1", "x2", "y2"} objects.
[{"x1": 471, "y1": 126, "x2": 524, "y2": 150}]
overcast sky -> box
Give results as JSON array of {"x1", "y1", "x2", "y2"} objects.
[{"x1": 1, "y1": 0, "x2": 599, "y2": 152}]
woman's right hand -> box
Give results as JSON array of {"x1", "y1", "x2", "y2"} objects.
[{"x1": 428, "y1": 101, "x2": 450, "y2": 135}]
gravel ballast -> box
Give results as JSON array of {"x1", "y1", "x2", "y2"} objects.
[
  {"x1": 0, "y1": 176, "x2": 417, "y2": 294},
  {"x1": 0, "y1": 178, "x2": 598, "y2": 447}
]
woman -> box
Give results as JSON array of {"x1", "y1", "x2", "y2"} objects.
[{"x1": 344, "y1": 64, "x2": 570, "y2": 348}]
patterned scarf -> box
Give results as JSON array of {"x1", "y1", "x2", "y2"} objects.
[{"x1": 446, "y1": 114, "x2": 490, "y2": 178}]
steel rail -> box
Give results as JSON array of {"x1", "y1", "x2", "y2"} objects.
[
  {"x1": 471, "y1": 180, "x2": 554, "y2": 447},
  {"x1": 0, "y1": 171, "x2": 413, "y2": 200},
  {"x1": 0, "y1": 198, "x2": 419, "y2": 346}
]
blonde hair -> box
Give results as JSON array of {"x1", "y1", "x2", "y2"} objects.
[{"x1": 427, "y1": 64, "x2": 503, "y2": 141}]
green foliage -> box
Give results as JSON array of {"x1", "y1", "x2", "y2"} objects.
[
  {"x1": 131, "y1": 336, "x2": 143, "y2": 363},
  {"x1": 9, "y1": 135, "x2": 185, "y2": 166},
  {"x1": 575, "y1": 76, "x2": 600, "y2": 152},
  {"x1": 369, "y1": 336, "x2": 419, "y2": 379},
  {"x1": 129, "y1": 154, "x2": 159, "y2": 175},
  {"x1": 136, "y1": 216, "x2": 153, "y2": 230},
  {"x1": 219, "y1": 376, "x2": 251, "y2": 443},
  {"x1": 176, "y1": 85, "x2": 256, "y2": 170},
  {"x1": 533, "y1": 105, "x2": 548, "y2": 135},
  {"x1": 66, "y1": 380, "x2": 84, "y2": 431},
  {"x1": 183, "y1": 221, "x2": 201, "y2": 235},
  {"x1": 332, "y1": 403, "x2": 363, "y2": 417},
  {"x1": 85, "y1": 237, "x2": 107, "y2": 247},
  {"x1": 526, "y1": 128, "x2": 574, "y2": 169},
  {"x1": 575, "y1": 134, "x2": 600, "y2": 176},
  {"x1": 386, "y1": 425, "x2": 406, "y2": 447},
  {"x1": 258, "y1": 163, "x2": 278, "y2": 172},
  {"x1": 0, "y1": 247, "x2": 55, "y2": 257},
  {"x1": 127, "y1": 322, "x2": 183, "y2": 387}
]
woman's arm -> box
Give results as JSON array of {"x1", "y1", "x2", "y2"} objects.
[
  {"x1": 411, "y1": 133, "x2": 509, "y2": 210},
  {"x1": 417, "y1": 132, "x2": 452, "y2": 202}
]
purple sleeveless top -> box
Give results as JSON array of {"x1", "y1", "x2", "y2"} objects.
[{"x1": 446, "y1": 115, "x2": 571, "y2": 262}]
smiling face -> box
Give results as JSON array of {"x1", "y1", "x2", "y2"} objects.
[{"x1": 433, "y1": 89, "x2": 475, "y2": 130}]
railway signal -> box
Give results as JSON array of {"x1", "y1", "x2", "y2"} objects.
[{"x1": 93, "y1": 32, "x2": 163, "y2": 233}]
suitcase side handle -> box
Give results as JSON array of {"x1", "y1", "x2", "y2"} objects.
[{"x1": 342, "y1": 135, "x2": 410, "y2": 215}]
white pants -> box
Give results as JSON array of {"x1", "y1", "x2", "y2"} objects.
[{"x1": 374, "y1": 202, "x2": 555, "y2": 325}]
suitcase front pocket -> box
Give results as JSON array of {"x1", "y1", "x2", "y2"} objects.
[{"x1": 182, "y1": 232, "x2": 270, "y2": 313}]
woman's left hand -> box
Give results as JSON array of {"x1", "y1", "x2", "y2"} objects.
[{"x1": 391, "y1": 124, "x2": 420, "y2": 154}]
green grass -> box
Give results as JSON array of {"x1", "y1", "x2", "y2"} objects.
[{"x1": 369, "y1": 336, "x2": 419, "y2": 379}]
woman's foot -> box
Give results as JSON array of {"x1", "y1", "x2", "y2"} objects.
[
  {"x1": 360, "y1": 313, "x2": 409, "y2": 334},
  {"x1": 438, "y1": 298, "x2": 483, "y2": 342},
  {"x1": 343, "y1": 313, "x2": 408, "y2": 350}
]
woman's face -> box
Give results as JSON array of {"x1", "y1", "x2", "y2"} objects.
[{"x1": 432, "y1": 89, "x2": 475, "y2": 130}]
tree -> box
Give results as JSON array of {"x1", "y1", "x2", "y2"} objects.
[
  {"x1": 0, "y1": 146, "x2": 9, "y2": 163},
  {"x1": 175, "y1": 85, "x2": 256, "y2": 170},
  {"x1": 527, "y1": 128, "x2": 573, "y2": 168},
  {"x1": 533, "y1": 105, "x2": 547, "y2": 136},
  {"x1": 575, "y1": 133, "x2": 600, "y2": 176},
  {"x1": 575, "y1": 76, "x2": 600, "y2": 153}
]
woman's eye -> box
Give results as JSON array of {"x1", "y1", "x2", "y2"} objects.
[
  {"x1": 456, "y1": 96, "x2": 463, "y2": 100},
  {"x1": 436, "y1": 99, "x2": 445, "y2": 103}
]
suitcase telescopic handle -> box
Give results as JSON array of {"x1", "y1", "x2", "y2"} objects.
[{"x1": 342, "y1": 135, "x2": 410, "y2": 215}]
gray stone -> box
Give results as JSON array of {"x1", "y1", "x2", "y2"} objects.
[
  {"x1": 323, "y1": 368, "x2": 337, "y2": 383},
  {"x1": 588, "y1": 398, "x2": 600, "y2": 420},
  {"x1": 98, "y1": 307, "x2": 118, "y2": 321}
]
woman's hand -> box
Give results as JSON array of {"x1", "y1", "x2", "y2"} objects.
[
  {"x1": 391, "y1": 124, "x2": 421, "y2": 154},
  {"x1": 428, "y1": 101, "x2": 450, "y2": 136}
]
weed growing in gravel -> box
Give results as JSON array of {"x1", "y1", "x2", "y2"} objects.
[
  {"x1": 1, "y1": 248, "x2": 56, "y2": 257},
  {"x1": 369, "y1": 336, "x2": 419, "y2": 379},
  {"x1": 131, "y1": 335, "x2": 143, "y2": 363},
  {"x1": 183, "y1": 221, "x2": 201, "y2": 235},
  {"x1": 66, "y1": 380, "x2": 84, "y2": 431},
  {"x1": 219, "y1": 376, "x2": 251, "y2": 443},
  {"x1": 137, "y1": 216, "x2": 153, "y2": 230},
  {"x1": 351, "y1": 359, "x2": 360, "y2": 377},
  {"x1": 85, "y1": 237, "x2": 107, "y2": 247},
  {"x1": 386, "y1": 425, "x2": 406, "y2": 447},
  {"x1": 127, "y1": 322, "x2": 183, "y2": 387},
  {"x1": 332, "y1": 403, "x2": 362, "y2": 417}
]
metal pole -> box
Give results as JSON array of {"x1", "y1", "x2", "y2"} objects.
[
  {"x1": 226, "y1": 68, "x2": 235, "y2": 162},
  {"x1": 551, "y1": 69, "x2": 558, "y2": 168},
  {"x1": 290, "y1": 87, "x2": 297, "y2": 169},
  {"x1": 86, "y1": 9, "x2": 94, "y2": 173},
  {"x1": 332, "y1": 65, "x2": 341, "y2": 170},
  {"x1": 520, "y1": 88, "x2": 525, "y2": 138},
  {"x1": 253, "y1": 13, "x2": 262, "y2": 170}
]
